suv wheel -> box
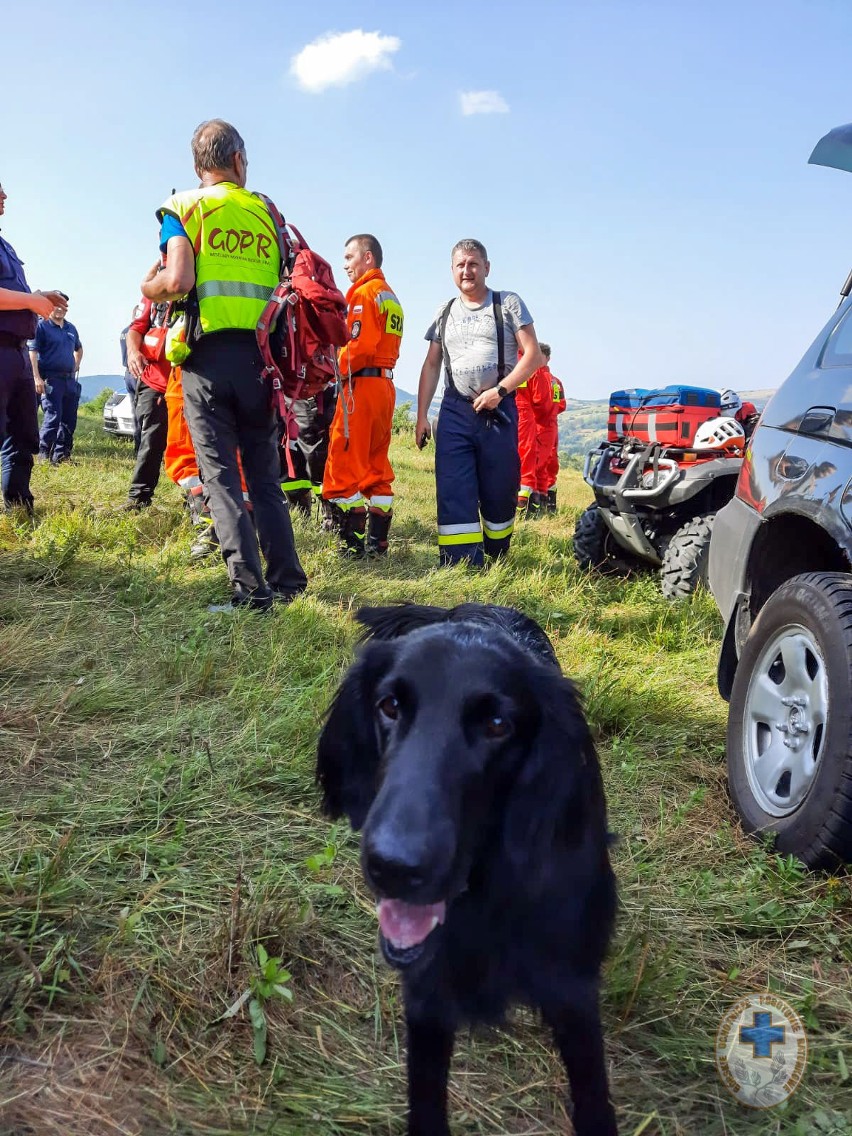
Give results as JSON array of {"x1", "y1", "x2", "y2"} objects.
[
  {"x1": 572, "y1": 504, "x2": 637, "y2": 575},
  {"x1": 660, "y1": 513, "x2": 716, "y2": 600},
  {"x1": 727, "y1": 571, "x2": 852, "y2": 868}
]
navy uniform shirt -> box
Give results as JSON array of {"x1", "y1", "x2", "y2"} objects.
[
  {"x1": 28, "y1": 317, "x2": 82, "y2": 376},
  {"x1": 0, "y1": 231, "x2": 37, "y2": 341}
]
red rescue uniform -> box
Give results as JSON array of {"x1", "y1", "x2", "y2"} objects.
[
  {"x1": 535, "y1": 366, "x2": 566, "y2": 493},
  {"x1": 323, "y1": 267, "x2": 403, "y2": 516},
  {"x1": 516, "y1": 366, "x2": 556, "y2": 505}
]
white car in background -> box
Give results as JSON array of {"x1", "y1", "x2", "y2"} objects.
[{"x1": 103, "y1": 391, "x2": 136, "y2": 439}]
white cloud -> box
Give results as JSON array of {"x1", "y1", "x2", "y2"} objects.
[
  {"x1": 290, "y1": 30, "x2": 401, "y2": 93},
  {"x1": 459, "y1": 90, "x2": 510, "y2": 116}
]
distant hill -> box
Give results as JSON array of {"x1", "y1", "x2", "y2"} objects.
[
  {"x1": 558, "y1": 388, "x2": 776, "y2": 461},
  {"x1": 79, "y1": 374, "x2": 418, "y2": 409},
  {"x1": 79, "y1": 374, "x2": 123, "y2": 403}
]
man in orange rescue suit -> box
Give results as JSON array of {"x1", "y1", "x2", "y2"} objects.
[
  {"x1": 322, "y1": 234, "x2": 403, "y2": 558},
  {"x1": 533, "y1": 344, "x2": 566, "y2": 513},
  {"x1": 141, "y1": 119, "x2": 307, "y2": 611}
]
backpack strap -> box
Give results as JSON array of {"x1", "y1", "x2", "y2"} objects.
[
  {"x1": 253, "y1": 192, "x2": 300, "y2": 473},
  {"x1": 254, "y1": 192, "x2": 295, "y2": 277}
]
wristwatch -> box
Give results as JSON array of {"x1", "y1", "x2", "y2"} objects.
[{"x1": 496, "y1": 383, "x2": 508, "y2": 399}]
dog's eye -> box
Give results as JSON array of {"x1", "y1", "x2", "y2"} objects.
[
  {"x1": 377, "y1": 695, "x2": 400, "y2": 721},
  {"x1": 484, "y1": 715, "x2": 511, "y2": 739}
]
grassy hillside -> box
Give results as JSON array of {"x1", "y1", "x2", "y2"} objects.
[{"x1": 1, "y1": 411, "x2": 849, "y2": 1136}]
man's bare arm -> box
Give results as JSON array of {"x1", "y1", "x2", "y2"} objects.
[
  {"x1": 126, "y1": 328, "x2": 146, "y2": 382},
  {"x1": 416, "y1": 340, "x2": 443, "y2": 448},
  {"x1": 141, "y1": 236, "x2": 195, "y2": 301},
  {"x1": 0, "y1": 287, "x2": 67, "y2": 319}
]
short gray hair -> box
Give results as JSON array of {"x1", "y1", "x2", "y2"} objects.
[
  {"x1": 191, "y1": 119, "x2": 246, "y2": 173},
  {"x1": 539, "y1": 342, "x2": 551, "y2": 357},
  {"x1": 451, "y1": 238, "x2": 488, "y2": 262}
]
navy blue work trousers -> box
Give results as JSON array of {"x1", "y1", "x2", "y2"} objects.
[
  {"x1": 434, "y1": 387, "x2": 520, "y2": 567},
  {"x1": 0, "y1": 342, "x2": 39, "y2": 509},
  {"x1": 39, "y1": 374, "x2": 80, "y2": 460}
]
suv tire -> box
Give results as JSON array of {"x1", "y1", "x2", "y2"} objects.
[
  {"x1": 727, "y1": 571, "x2": 852, "y2": 868},
  {"x1": 660, "y1": 513, "x2": 715, "y2": 601}
]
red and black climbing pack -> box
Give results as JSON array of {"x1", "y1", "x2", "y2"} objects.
[{"x1": 255, "y1": 194, "x2": 349, "y2": 420}]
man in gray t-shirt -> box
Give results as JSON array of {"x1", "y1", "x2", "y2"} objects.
[{"x1": 416, "y1": 238, "x2": 542, "y2": 567}]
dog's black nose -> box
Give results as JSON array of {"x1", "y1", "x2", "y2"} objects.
[{"x1": 364, "y1": 846, "x2": 425, "y2": 895}]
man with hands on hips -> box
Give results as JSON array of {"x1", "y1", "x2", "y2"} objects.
[{"x1": 416, "y1": 238, "x2": 542, "y2": 567}]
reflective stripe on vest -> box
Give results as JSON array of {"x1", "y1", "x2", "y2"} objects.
[{"x1": 159, "y1": 184, "x2": 280, "y2": 335}]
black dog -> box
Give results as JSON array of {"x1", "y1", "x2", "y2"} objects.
[{"x1": 316, "y1": 603, "x2": 618, "y2": 1136}]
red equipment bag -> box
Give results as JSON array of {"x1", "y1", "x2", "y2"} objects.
[
  {"x1": 254, "y1": 194, "x2": 349, "y2": 425},
  {"x1": 607, "y1": 389, "x2": 651, "y2": 441},
  {"x1": 615, "y1": 385, "x2": 722, "y2": 447}
]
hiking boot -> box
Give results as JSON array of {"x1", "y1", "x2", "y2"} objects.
[
  {"x1": 366, "y1": 509, "x2": 391, "y2": 558},
  {"x1": 339, "y1": 506, "x2": 367, "y2": 559},
  {"x1": 546, "y1": 488, "x2": 558, "y2": 513},
  {"x1": 527, "y1": 491, "x2": 545, "y2": 519},
  {"x1": 270, "y1": 586, "x2": 306, "y2": 605},
  {"x1": 190, "y1": 529, "x2": 219, "y2": 561},
  {"x1": 185, "y1": 484, "x2": 208, "y2": 527},
  {"x1": 320, "y1": 498, "x2": 338, "y2": 533},
  {"x1": 286, "y1": 487, "x2": 312, "y2": 519},
  {"x1": 230, "y1": 583, "x2": 274, "y2": 612}
]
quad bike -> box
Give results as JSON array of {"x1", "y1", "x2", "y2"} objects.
[{"x1": 574, "y1": 387, "x2": 747, "y2": 600}]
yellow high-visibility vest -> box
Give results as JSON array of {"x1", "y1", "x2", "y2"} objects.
[{"x1": 158, "y1": 182, "x2": 280, "y2": 337}]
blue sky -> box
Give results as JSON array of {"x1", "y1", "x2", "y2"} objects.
[{"x1": 3, "y1": 0, "x2": 852, "y2": 399}]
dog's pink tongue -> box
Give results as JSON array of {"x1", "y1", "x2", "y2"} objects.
[{"x1": 377, "y1": 899, "x2": 446, "y2": 949}]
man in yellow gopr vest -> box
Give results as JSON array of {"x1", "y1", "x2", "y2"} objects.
[{"x1": 140, "y1": 119, "x2": 306, "y2": 611}]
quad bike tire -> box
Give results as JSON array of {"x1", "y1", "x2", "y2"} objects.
[
  {"x1": 726, "y1": 572, "x2": 852, "y2": 868},
  {"x1": 572, "y1": 504, "x2": 639, "y2": 576},
  {"x1": 660, "y1": 512, "x2": 716, "y2": 601}
]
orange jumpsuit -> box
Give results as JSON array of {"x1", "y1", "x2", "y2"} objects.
[
  {"x1": 534, "y1": 367, "x2": 566, "y2": 493},
  {"x1": 516, "y1": 367, "x2": 553, "y2": 506},
  {"x1": 323, "y1": 267, "x2": 403, "y2": 520}
]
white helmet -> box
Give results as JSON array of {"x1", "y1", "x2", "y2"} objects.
[
  {"x1": 694, "y1": 416, "x2": 746, "y2": 452},
  {"x1": 719, "y1": 388, "x2": 742, "y2": 415}
]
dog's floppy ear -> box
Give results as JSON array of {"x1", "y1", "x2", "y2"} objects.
[
  {"x1": 355, "y1": 603, "x2": 452, "y2": 642},
  {"x1": 315, "y1": 641, "x2": 395, "y2": 830},
  {"x1": 503, "y1": 670, "x2": 609, "y2": 892}
]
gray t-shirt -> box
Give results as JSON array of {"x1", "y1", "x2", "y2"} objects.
[{"x1": 425, "y1": 289, "x2": 533, "y2": 399}]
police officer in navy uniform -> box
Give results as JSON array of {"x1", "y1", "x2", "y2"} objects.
[
  {"x1": 0, "y1": 180, "x2": 68, "y2": 511},
  {"x1": 29, "y1": 296, "x2": 83, "y2": 464}
]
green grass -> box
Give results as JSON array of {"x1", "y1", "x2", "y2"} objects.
[{"x1": 1, "y1": 411, "x2": 850, "y2": 1136}]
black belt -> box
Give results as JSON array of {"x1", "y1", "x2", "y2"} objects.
[
  {"x1": 352, "y1": 367, "x2": 393, "y2": 378},
  {"x1": 0, "y1": 332, "x2": 25, "y2": 348}
]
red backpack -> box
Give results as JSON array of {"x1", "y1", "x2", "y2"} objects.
[{"x1": 255, "y1": 195, "x2": 349, "y2": 427}]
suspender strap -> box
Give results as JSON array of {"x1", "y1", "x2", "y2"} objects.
[
  {"x1": 438, "y1": 299, "x2": 459, "y2": 395},
  {"x1": 438, "y1": 290, "x2": 506, "y2": 395},
  {"x1": 492, "y1": 291, "x2": 505, "y2": 380}
]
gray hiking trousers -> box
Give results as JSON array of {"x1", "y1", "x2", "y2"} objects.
[{"x1": 182, "y1": 331, "x2": 307, "y2": 600}]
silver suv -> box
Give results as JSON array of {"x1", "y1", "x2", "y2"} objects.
[{"x1": 709, "y1": 240, "x2": 852, "y2": 866}]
